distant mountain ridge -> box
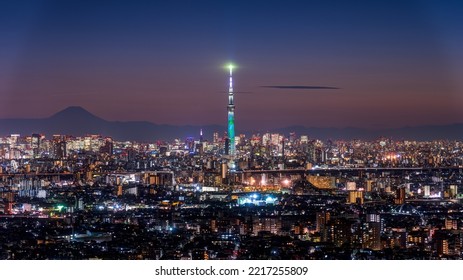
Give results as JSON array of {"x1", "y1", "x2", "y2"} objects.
[
  {"x1": 0, "y1": 106, "x2": 462, "y2": 141},
  {"x1": 0, "y1": 106, "x2": 225, "y2": 142}
]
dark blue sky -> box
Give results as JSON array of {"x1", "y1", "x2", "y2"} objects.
[{"x1": 0, "y1": 0, "x2": 462, "y2": 130}]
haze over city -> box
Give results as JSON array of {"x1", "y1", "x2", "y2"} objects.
[{"x1": 1, "y1": 0, "x2": 463, "y2": 132}]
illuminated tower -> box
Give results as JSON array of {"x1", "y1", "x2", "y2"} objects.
[{"x1": 227, "y1": 64, "x2": 236, "y2": 162}]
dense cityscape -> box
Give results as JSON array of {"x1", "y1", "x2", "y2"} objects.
[{"x1": 1, "y1": 131, "x2": 462, "y2": 260}]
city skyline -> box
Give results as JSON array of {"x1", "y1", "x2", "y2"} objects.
[
  {"x1": 1, "y1": 1, "x2": 463, "y2": 131},
  {"x1": 3, "y1": 0, "x2": 463, "y2": 264},
  {"x1": 1, "y1": 105, "x2": 463, "y2": 141}
]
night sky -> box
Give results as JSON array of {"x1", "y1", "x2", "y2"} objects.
[{"x1": 1, "y1": 0, "x2": 462, "y2": 131}]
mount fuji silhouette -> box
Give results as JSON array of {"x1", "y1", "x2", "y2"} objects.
[{"x1": 0, "y1": 106, "x2": 224, "y2": 141}]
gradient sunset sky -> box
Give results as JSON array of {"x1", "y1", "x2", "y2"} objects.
[{"x1": 1, "y1": 0, "x2": 462, "y2": 131}]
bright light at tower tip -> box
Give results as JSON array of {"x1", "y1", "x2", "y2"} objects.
[{"x1": 224, "y1": 63, "x2": 236, "y2": 71}]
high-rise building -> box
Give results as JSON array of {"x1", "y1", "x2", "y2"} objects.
[
  {"x1": 445, "y1": 218, "x2": 458, "y2": 230},
  {"x1": 348, "y1": 191, "x2": 364, "y2": 204},
  {"x1": 289, "y1": 132, "x2": 297, "y2": 144},
  {"x1": 366, "y1": 180, "x2": 373, "y2": 192},
  {"x1": 316, "y1": 211, "x2": 331, "y2": 242},
  {"x1": 424, "y1": 185, "x2": 431, "y2": 197},
  {"x1": 3, "y1": 192, "x2": 15, "y2": 214},
  {"x1": 252, "y1": 217, "x2": 281, "y2": 236},
  {"x1": 437, "y1": 238, "x2": 449, "y2": 256},
  {"x1": 364, "y1": 214, "x2": 382, "y2": 250},
  {"x1": 330, "y1": 217, "x2": 352, "y2": 247},
  {"x1": 100, "y1": 137, "x2": 113, "y2": 155},
  {"x1": 449, "y1": 185, "x2": 458, "y2": 198},
  {"x1": 262, "y1": 133, "x2": 271, "y2": 146},
  {"x1": 395, "y1": 187, "x2": 406, "y2": 205},
  {"x1": 31, "y1": 133, "x2": 41, "y2": 157}
]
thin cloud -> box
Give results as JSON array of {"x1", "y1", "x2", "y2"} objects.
[{"x1": 261, "y1": 85, "x2": 340, "y2": 90}]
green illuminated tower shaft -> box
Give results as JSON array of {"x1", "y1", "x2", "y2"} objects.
[{"x1": 227, "y1": 65, "x2": 235, "y2": 159}]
